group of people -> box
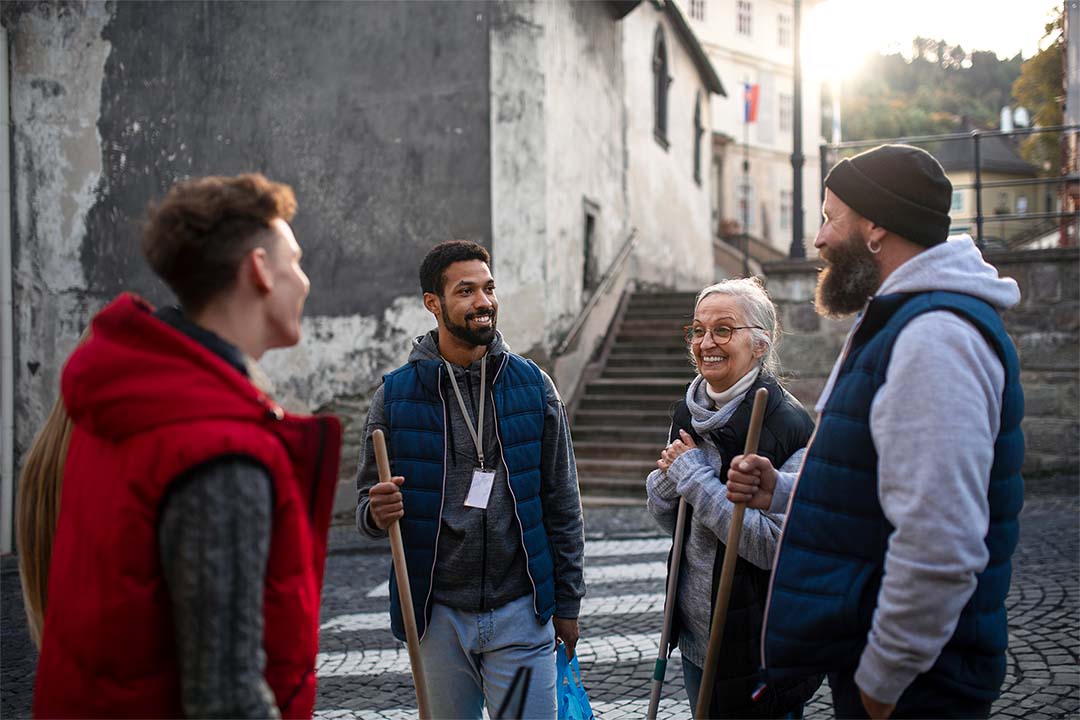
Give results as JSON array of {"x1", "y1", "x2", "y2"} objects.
[{"x1": 16, "y1": 143, "x2": 1023, "y2": 720}]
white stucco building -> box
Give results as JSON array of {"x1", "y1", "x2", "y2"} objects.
[{"x1": 679, "y1": 0, "x2": 825, "y2": 260}]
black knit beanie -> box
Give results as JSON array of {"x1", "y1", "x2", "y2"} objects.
[{"x1": 824, "y1": 144, "x2": 953, "y2": 247}]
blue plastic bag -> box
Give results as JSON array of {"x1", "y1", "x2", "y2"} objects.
[{"x1": 556, "y1": 647, "x2": 595, "y2": 720}]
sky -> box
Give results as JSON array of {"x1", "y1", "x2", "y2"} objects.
[{"x1": 803, "y1": 0, "x2": 1064, "y2": 81}]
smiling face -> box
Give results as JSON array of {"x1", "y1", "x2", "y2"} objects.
[
  {"x1": 690, "y1": 293, "x2": 764, "y2": 393},
  {"x1": 430, "y1": 259, "x2": 498, "y2": 348}
]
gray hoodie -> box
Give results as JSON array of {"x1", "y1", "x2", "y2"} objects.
[
  {"x1": 769, "y1": 235, "x2": 1021, "y2": 704},
  {"x1": 356, "y1": 330, "x2": 585, "y2": 619}
]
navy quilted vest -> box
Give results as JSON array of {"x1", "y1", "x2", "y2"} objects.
[
  {"x1": 382, "y1": 352, "x2": 554, "y2": 641},
  {"x1": 763, "y1": 291, "x2": 1024, "y2": 703}
]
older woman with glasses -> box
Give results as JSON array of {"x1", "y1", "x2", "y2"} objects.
[{"x1": 646, "y1": 277, "x2": 821, "y2": 718}]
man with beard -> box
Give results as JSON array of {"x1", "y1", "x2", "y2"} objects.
[
  {"x1": 355, "y1": 240, "x2": 585, "y2": 718},
  {"x1": 727, "y1": 145, "x2": 1024, "y2": 719}
]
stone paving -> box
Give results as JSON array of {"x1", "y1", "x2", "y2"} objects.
[{"x1": 2, "y1": 490, "x2": 1077, "y2": 719}]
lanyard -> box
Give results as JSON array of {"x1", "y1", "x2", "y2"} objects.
[{"x1": 442, "y1": 353, "x2": 487, "y2": 469}]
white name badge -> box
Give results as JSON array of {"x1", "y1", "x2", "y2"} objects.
[{"x1": 464, "y1": 468, "x2": 497, "y2": 509}]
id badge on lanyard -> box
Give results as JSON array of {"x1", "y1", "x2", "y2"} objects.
[{"x1": 443, "y1": 354, "x2": 496, "y2": 509}]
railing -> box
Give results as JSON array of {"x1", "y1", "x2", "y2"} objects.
[
  {"x1": 553, "y1": 229, "x2": 637, "y2": 357},
  {"x1": 820, "y1": 125, "x2": 1079, "y2": 250}
]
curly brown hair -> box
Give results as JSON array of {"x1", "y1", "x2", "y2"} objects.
[{"x1": 142, "y1": 173, "x2": 297, "y2": 312}]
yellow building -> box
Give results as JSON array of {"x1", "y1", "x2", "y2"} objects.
[{"x1": 936, "y1": 135, "x2": 1049, "y2": 248}]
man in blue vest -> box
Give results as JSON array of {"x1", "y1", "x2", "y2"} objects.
[
  {"x1": 727, "y1": 145, "x2": 1024, "y2": 719},
  {"x1": 356, "y1": 240, "x2": 586, "y2": 718}
]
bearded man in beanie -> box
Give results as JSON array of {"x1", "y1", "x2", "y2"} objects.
[{"x1": 727, "y1": 144, "x2": 1024, "y2": 719}]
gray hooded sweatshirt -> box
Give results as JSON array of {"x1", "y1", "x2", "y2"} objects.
[
  {"x1": 768, "y1": 235, "x2": 1021, "y2": 704},
  {"x1": 356, "y1": 330, "x2": 585, "y2": 619}
]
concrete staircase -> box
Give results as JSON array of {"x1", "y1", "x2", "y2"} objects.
[{"x1": 572, "y1": 290, "x2": 698, "y2": 503}]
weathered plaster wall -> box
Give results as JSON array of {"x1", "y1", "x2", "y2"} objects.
[
  {"x1": 6, "y1": 1, "x2": 492, "y2": 507},
  {"x1": 8, "y1": 1, "x2": 112, "y2": 466},
  {"x1": 489, "y1": 1, "x2": 629, "y2": 365},
  {"x1": 622, "y1": 3, "x2": 714, "y2": 290},
  {"x1": 763, "y1": 246, "x2": 1080, "y2": 478}
]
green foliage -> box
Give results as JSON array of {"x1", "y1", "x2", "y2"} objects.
[
  {"x1": 827, "y1": 39, "x2": 1023, "y2": 142},
  {"x1": 1012, "y1": 12, "x2": 1065, "y2": 174}
]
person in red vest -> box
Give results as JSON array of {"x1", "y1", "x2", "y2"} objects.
[{"x1": 31, "y1": 173, "x2": 342, "y2": 719}]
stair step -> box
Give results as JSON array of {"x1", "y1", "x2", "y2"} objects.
[
  {"x1": 577, "y1": 475, "x2": 651, "y2": 498},
  {"x1": 573, "y1": 408, "x2": 672, "y2": 425},
  {"x1": 601, "y1": 368, "x2": 693, "y2": 381},
  {"x1": 579, "y1": 394, "x2": 675, "y2": 411},
  {"x1": 580, "y1": 494, "x2": 647, "y2": 507},
  {"x1": 584, "y1": 379, "x2": 687, "y2": 396},
  {"x1": 576, "y1": 458, "x2": 656, "y2": 480},
  {"x1": 629, "y1": 291, "x2": 698, "y2": 302},
  {"x1": 619, "y1": 319, "x2": 689, "y2": 331},
  {"x1": 574, "y1": 441, "x2": 660, "y2": 461},
  {"x1": 572, "y1": 425, "x2": 668, "y2": 443},
  {"x1": 610, "y1": 344, "x2": 689, "y2": 356}
]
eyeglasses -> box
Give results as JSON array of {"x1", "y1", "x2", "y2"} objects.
[{"x1": 683, "y1": 324, "x2": 763, "y2": 345}]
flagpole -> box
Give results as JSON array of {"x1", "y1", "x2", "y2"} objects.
[{"x1": 743, "y1": 80, "x2": 751, "y2": 278}]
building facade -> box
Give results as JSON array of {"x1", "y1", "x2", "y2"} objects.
[
  {"x1": 1, "y1": 0, "x2": 723, "y2": 539},
  {"x1": 679, "y1": 0, "x2": 824, "y2": 258}
]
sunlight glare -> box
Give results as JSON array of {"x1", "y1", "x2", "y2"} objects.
[{"x1": 801, "y1": 0, "x2": 876, "y2": 85}]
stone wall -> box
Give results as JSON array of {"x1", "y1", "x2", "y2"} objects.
[{"x1": 763, "y1": 246, "x2": 1080, "y2": 477}]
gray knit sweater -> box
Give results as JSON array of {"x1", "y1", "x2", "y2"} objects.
[{"x1": 646, "y1": 374, "x2": 803, "y2": 667}]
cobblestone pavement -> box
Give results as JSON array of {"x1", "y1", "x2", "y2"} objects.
[{"x1": 3, "y1": 492, "x2": 1077, "y2": 718}]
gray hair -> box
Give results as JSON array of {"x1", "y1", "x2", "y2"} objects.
[{"x1": 693, "y1": 276, "x2": 781, "y2": 376}]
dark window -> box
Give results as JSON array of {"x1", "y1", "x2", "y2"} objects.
[
  {"x1": 693, "y1": 92, "x2": 704, "y2": 185},
  {"x1": 582, "y1": 199, "x2": 600, "y2": 297},
  {"x1": 690, "y1": 0, "x2": 706, "y2": 21},
  {"x1": 779, "y1": 92, "x2": 793, "y2": 132},
  {"x1": 653, "y1": 26, "x2": 670, "y2": 148},
  {"x1": 737, "y1": 0, "x2": 752, "y2": 36},
  {"x1": 778, "y1": 13, "x2": 791, "y2": 48}
]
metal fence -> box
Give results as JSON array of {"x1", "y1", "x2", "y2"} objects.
[{"x1": 820, "y1": 125, "x2": 1080, "y2": 251}]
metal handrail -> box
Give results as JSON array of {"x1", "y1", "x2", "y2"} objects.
[
  {"x1": 553, "y1": 229, "x2": 637, "y2": 357},
  {"x1": 952, "y1": 210, "x2": 1076, "y2": 224},
  {"x1": 828, "y1": 124, "x2": 1080, "y2": 151},
  {"x1": 953, "y1": 175, "x2": 1080, "y2": 191}
]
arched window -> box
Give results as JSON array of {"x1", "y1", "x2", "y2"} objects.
[
  {"x1": 653, "y1": 26, "x2": 669, "y2": 148},
  {"x1": 693, "y1": 91, "x2": 704, "y2": 184}
]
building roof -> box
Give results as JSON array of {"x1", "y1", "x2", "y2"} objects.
[
  {"x1": 658, "y1": 0, "x2": 726, "y2": 96},
  {"x1": 934, "y1": 134, "x2": 1038, "y2": 177},
  {"x1": 612, "y1": 0, "x2": 725, "y2": 96}
]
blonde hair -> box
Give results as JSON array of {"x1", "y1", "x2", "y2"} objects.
[{"x1": 16, "y1": 331, "x2": 86, "y2": 648}]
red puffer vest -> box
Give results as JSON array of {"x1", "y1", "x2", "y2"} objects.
[{"x1": 33, "y1": 294, "x2": 342, "y2": 719}]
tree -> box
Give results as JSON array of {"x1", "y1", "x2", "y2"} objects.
[{"x1": 1012, "y1": 9, "x2": 1065, "y2": 175}]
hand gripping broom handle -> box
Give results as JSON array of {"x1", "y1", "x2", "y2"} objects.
[
  {"x1": 695, "y1": 387, "x2": 769, "y2": 719},
  {"x1": 372, "y1": 430, "x2": 431, "y2": 720},
  {"x1": 647, "y1": 496, "x2": 689, "y2": 720}
]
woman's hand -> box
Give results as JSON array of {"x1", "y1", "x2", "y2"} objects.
[{"x1": 657, "y1": 430, "x2": 698, "y2": 472}]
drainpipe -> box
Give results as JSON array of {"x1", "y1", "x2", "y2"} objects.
[{"x1": 1, "y1": 29, "x2": 14, "y2": 554}]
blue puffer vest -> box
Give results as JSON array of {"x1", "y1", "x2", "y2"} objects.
[
  {"x1": 763, "y1": 291, "x2": 1024, "y2": 704},
  {"x1": 381, "y1": 352, "x2": 556, "y2": 641}
]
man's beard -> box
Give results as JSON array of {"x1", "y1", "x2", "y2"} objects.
[
  {"x1": 442, "y1": 303, "x2": 497, "y2": 347},
  {"x1": 814, "y1": 233, "x2": 881, "y2": 318}
]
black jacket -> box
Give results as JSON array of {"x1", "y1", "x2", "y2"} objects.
[{"x1": 667, "y1": 372, "x2": 821, "y2": 718}]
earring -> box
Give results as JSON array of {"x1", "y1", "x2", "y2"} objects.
[{"x1": 867, "y1": 238, "x2": 882, "y2": 254}]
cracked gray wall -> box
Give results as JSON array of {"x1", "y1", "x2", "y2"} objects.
[{"x1": 6, "y1": 1, "x2": 492, "y2": 508}]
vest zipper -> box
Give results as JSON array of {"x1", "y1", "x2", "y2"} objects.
[
  {"x1": 758, "y1": 425, "x2": 815, "y2": 670},
  {"x1": 466, "y1": 366, "x2": 488, "y2": 612},
  {"x1": 760, "y1": 316, "x2": 861, "y2": 668},
  {"x1": 419, "y1": 370, "x2": 450, "y2": 644},
  {"x1": 489, "y1": 355, "x2": 541, "y2": 616}
]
